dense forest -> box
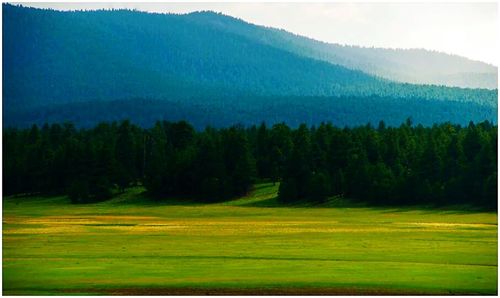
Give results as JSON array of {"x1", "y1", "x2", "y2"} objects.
[
  {"x1": 4, "y1": 120, "x2": 497, "y2": 209},
  {"x1": 5, "y1": 95, "x2": 497, "y2": 130}
]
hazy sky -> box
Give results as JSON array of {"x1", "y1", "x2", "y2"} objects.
[{"x1": 14, "y1": 2, "x2": 499, "y2": 65}]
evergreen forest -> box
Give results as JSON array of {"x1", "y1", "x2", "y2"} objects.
[{"x1": 4, "y1": 119, "x2": 497, "y2": 209}]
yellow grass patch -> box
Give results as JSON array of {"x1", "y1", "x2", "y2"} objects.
[
  {"x1": 396, "y1": 222, "x2": 497, "y2": 229},
  {"x1": 4, "y1": 226, "x2": 89, "y2": 234}
]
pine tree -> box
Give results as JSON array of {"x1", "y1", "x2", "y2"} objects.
[{"x1": 115, "y1": 120, "x2": 136, "y2": 192}]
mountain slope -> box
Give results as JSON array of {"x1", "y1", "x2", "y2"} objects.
[
  {"x1": 2, "y1": 4, "x2": 498, "y2": 128},
  {"x1": 5, "y1": 96, "x2": 496, "y2": 129},
  {"x1": 187, "y1": 11, "x2": 497, "y2": 89},
  {"x1": 3, "y1": 5, "x2": 379, "y2": 108}
]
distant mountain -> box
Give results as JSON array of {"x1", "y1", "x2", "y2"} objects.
[
  {"x1": 189, "y1": 11, "x2": 497, "y2": 89},
  {"x1": 2, "y1": 4, "x2": 497, "y2": 128}
]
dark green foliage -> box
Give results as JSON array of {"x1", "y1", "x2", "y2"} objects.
[
  {"x1": 366, "y1": 163, "x2": 395, "y2": 202},
  {"x1": 3, "y1": 119, "x2": 497, "y2": 209},
  {"x1": 115, "y1": 120, "x2": 137, "y2": 191},
  {"x1": 278, "y1": 178, "x2": 298, "y2": 204},
  {"x1": 68, "y1": 178, "x2": 112, "y2": 204},
  {"x1": 306, "y1": 172, "x2": 331, "y2": 203},
  {"x1": 67, "y1": 180, "x2": 90, "y2": 204},
  {"x1": 274, "y1": 120, "x2": 497, "y2": 209},
  {"x1": 140, "y1": 122, "x2": 255, "y2": 201},
  {"x1": 221, "y1": 126, "x2": 256, "y2": 196}
]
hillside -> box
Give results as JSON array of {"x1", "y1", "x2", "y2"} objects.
[
  {"x1": 2, "y1": 4, "x2": 498, "y2": 128},
  {"x1": 187, "y1": 11, "x2": 497, "y2": 89},
  {"x1": 4, "y1": 96, "x2": 496, "y2": 129}
]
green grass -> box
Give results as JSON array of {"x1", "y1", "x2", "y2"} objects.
[{"x1": 3, "y1": 183, "x2": 498, "y2": 295}]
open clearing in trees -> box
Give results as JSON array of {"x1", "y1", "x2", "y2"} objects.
[{"x1": 3, "y1": 183, "x2": 497, "y2": 295}]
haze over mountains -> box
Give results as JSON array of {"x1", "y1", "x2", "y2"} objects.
[
  {"x1": 189, "y1": 11, "x2": 498, "y2": 89},
  {"x1": 3, "y1": 4, "x2": 498, "y2": 128}
]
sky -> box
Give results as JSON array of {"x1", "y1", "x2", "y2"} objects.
[{"x1": 12, "y1": 2, "x2": 499, "y2": 66}]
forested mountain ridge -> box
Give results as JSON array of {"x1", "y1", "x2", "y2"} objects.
[
  {"x1": 185, "y1": 10, "x2": 498, "y2": 89},
  {"x1": 2, "y1": 4, "x2": 498, "y2": 128},
  {"x1": 2, "y1": 4, "x2": 377, "y2": 108}
]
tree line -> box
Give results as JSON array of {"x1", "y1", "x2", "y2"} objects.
[{"x1": 3, "y1": 119, "x2": 497, "y2": 208}]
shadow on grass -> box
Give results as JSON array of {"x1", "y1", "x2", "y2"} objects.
[
  {"x1": 234, "y1": 193, "x2": 495, "y2": 214},
  {"x1": 5, "y1": 184, "x2": 496, "y2": 214}
]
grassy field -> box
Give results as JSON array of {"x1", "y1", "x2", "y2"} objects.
[{"x1": 3, "y1": 183, "x2": 498, "y2": 295}]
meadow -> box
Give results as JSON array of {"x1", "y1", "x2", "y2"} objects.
[{"x1": 3, "y1": 183, "x2": 498, "y2": 295}]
